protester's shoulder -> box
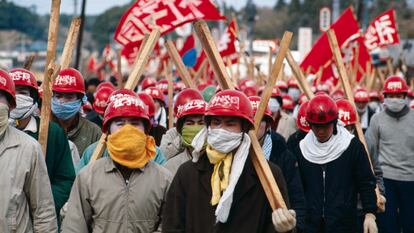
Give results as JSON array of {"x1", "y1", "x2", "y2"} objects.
[
  {"x1": 267, "y1": 159, "x2": 284, "y2": 178},
  {"x1": 164, "y1": 127, "x2": 179, "y2": 137},
  {"x1": 146, "y1": 161, "x2": 173, "y2": 183},
  {"x1": 80, "y1": 116, "x2": 101, "y2": 132},
  {"x1": 165, "y1": 151, "x2": 190, "y2": 170},
  {"x1": 9, "y1": 126, "x2": 40, "y2": 148}
]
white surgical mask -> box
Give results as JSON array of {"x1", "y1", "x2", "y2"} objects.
[
  {"x1": 384, "y1": 98, "x2": 406, "y2": 113},
  {"x1": 368, "y1": 101, "x2": 380, "y2": 111},
  {"x1": 10, "y1": 94, "x2": 37, "y2": 120},
  {"x1": 207, "y1": 127, "x2": 243, "y2": 154},
  {"x1": 268, "y1": 98, "x2": 280, "y2": 113},
  {"x1": 288, "y1": 88, "x2": 301, "y2": 102}
]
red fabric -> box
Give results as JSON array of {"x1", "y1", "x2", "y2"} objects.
[
  {"x1": 179, "y1": 34, "x2": 195, "y2": 56},
  {"x1": 87, "y1": 56, "x2": 96, "y2": 72},
  {"x1": 365, "y1": 9, "x2": 400, "y2": 51},
  {"x1": 300, "y1": 7, "x2": 360, "y2": 74},
  {"x1": 114, "y1": 0, "x2": 226, "y2": 47}
]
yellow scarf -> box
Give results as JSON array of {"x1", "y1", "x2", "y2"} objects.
[
  {"x1": 107, "y1": 124, "x2": 156, "y2": 169},
  {"x1": 206, "y1": 145, "x2": 233, "y2": 206}
]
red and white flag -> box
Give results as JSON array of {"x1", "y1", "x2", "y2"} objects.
[
  {"x1": 114, "y1": 0, "x2": 226, "y2": 47},
  {"x1": 365, "y1": 9, "x2": 400, "y2": 51}
]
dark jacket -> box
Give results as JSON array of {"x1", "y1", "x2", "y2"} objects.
[
  {"x1": 268, "y1": 131, "x2": 306, "y2": 232},
  {"x1": 26, "y1": 117, "x2": 75, "y2": 219},
  {"x1": 286, "y1": 130, "x2": 307, "y2": 152},
  {"x1": 163, "y1": 151, "x2": 290, "y2": 233},
  {"x1": 293, "y1": 137, "x2": 377, "y2": 233},
  {"x1": 86, "y1": 110, "x2": 103, "y2": 128},
  {"x1": 150, "y1": 125, "x2": 167, "y2": 146}
]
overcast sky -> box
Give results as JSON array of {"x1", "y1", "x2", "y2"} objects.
[{"x1": 14, "y1": 0, "x2": 276, "y2": 15}]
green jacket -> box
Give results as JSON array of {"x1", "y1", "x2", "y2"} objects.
[{"x1": 25, "y1": 117, "x2": 75, "y2": 219}]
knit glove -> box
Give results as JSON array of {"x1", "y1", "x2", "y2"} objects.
[
  {"x1": 363, "y1": 213, "x2": 378, "y2": 233},
  {"x1": 272, "y1": 208, "x2": 296, "y2": 232}
]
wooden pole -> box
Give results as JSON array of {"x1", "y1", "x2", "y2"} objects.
[
  {"x1": 38, "y1": 0, "x2": 61, "y2": 157},
  {"x1": 194, "y1": 59, "x2": 208, "y2": 84},
  {"x1": 194, "y1": 20, "x2": 289, "y2": 210},
  {"x1": 90, "y1": 28, "x2": 161, "y2": 162},
  {"x1": 23, "y1": 55, "x2": 35, "y2": 70},
  {"x1": 166, "y1": 61, "x2": 174, "y2": 129},
  {"x1": 165, "y1": 40, "x2": 196, "y2": 89},
  {"x1": 268, "y1": 46, "x2": 273, "y2": 76},
  {"x1": 227, "y1": 57, "x2": 236, "y2": 85},
  {"x1": 386, "y1": 58, "x2": 394, "y2": 76},
  {"x1": 286, "y1": 50, "x2": 315, "y2": 99},
  {"x1": 60, "y1": 17, "x2": 81, "y2": 69},
  {"x1": 327, "y1": 29, "x2": 382, "y2": 210},
  {"x1": 38, "y1": 64, "x2": 61, "y2": 156},
  {"x1": 352, "y1": 44, "x2": 360, "y2": 87}
]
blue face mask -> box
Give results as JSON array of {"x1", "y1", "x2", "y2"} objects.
[{"x1": 52, "y1": 97, "x2": 82, "y2": 120}]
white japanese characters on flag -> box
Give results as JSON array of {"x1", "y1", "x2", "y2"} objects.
[
  {"x1": 114, "y1": 0, "x2": 226, "y2": 47},
  {"x1": 364, "y1": 9, "x2": 400, "y2": 51}
]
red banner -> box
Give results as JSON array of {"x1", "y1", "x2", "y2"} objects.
[
  {"x1": 300, "y1": 7, "x2": 360, "y2": 74},
  {"x1": 364, "y1": 9, "x2": 400, "y2": 50},
  {"x1": 114, "y1": 0, "x2": 226, "y2": 47}
]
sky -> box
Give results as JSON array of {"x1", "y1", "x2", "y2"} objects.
[{"x1": 14, "y1": 0, "x2": 276, "y2": 15}]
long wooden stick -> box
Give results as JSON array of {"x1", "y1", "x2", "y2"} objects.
[
  {"x1": 24, "y1": 55, "x2": 35, "y2": 70},
  {"x1": 166, "y1": 61, "x2": 174, "y2": 129},
  {"x1": 327, "y1": 29, "x2": 382, "y2": 210},
  {"x1": 90, "y1": 29, "x2": 161, "y2": 162},
  {"x1": 38, "y1": 0, "x2": 61, "y2": 157},
  {"x1": 194, "y1": 20, "x2": 287, "y2": 210},
  {"x1": 165, "y1": 40, "x2": 196, "y2": 89},
  {"x1": 60, "y1": 17, "x2": 81, "y2": 69},
  {"x1": 286, "y1": 50, "x2": 315, "y2": 99},
  {"x1": 268, "y1": 46, "x2": 273, "y2": 76},
  {"x1": 194, "y1": 59, "x2": 208, "y2": 83},
  {"x1": 386, "y1": 58, "x2": 394, "y2": 76}
]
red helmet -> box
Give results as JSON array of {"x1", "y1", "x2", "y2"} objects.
[
  {"x1": 0, "y1": 69, "x2": 16, "y2": 108},
  {"x1": 93, "y1": 86, "x2": 114, "y2": 115},
  {"x1": 331, "y1": 89, "x2": 345, "y2": 100},
  {"x1": 282, "y1": 94, "x2": 295, "y2": 110},
  {"x1": 144, "y1": 87, "x2": 164, "y2": 103},
  {"x1": 383, "y1": 76, "x2": 408, "y2": 95},
  {"x1": 174, "y1": 88, "x2": 203, "y2": 116},
  {"x1": 336, "y1": 99, "x2": 357, "y2": 126},
  {"x1": 9, "y1": 68, "x2": 38, "y2": 91},
  {"x1": 243, "y1": 86, "x2": 257, "y2": 97},
  {"x1": 156, "y1": 79, "x2": 169, "y2": 95},
  {"x1": 137, "y1": 92, "x2": 155, "y2": 117},
  {"x1": 306, "y1": 94, "x2": 338, "y2": 124},
  {"x1": 354, "y1": 88, "x2": 369, "y2": 103},
  {"x1": 296, "y1": 101, "x2": 310, "y2": 133},
  {"x1": 102, "y1": 94, "x2": 150, "y2": 133},
  {"x1": 82, "y1": 101, "x2": 93, "y2": 111},
  {"x1": 276, "y1": 80, "x2": 288, "y2": 91},
  {"x1": 53, "y1": 68, "x2": 85, "y2": 95},
  {"x1": 96, "y1": 81, "x2": 115, "y2": 92},
  {"x1": 271, "y1": 86, "x2": 282, "y2": 98},
  {"x1": 298, "y1": 93, "x2": 308, "y2": 105},
  {"x1": 369, "y1": 91, "x2": 380, "y2": 101},
  {"x1": 206, "y1": 90, "x2": 254, "y2": 127},
  {"x1": 248, "y1": 96, "x2": 273, "y2": 122},
  {"x1": 287, "y1": 79, "x2": 299, "y2": 88},
  {"x1": 176, "y1": 99, "x2": 207, "y2": 119},
  {"x1": 175, "y1": 81, "x2": 186, "y2": 92},
  {"x1": 316, "y1": 82, "x2": 332, "y2": 94},
  {"x1": 141, "y1": 77, "x2": 157, "y2": 90},
  {"x1": 108, "y1": 89, "x2": 137, "y2": 103}
]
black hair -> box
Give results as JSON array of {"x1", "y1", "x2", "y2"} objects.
[
  {"x1": 309, "y1": 119, "x2": 338, "y2": 135},
  {"x1": 87, "y1": 78, "x2": 100, "y2": 87}
]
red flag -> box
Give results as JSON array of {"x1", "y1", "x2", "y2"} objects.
[
  {"x1": 87, "y1": 55, "x2": 96, "y2": 73},
  {"x1": 364, "y1": 9, "x2": 400, "y2": 50},
  {"x1": 114, "y1": 0, "x2": 226, "y2": 47},
  {"x1": 300, "y1": 7, "x2": 360, "y2": 74},
  {"x1": 179, "y1": 34, "x2": 195, "y2": 56}
]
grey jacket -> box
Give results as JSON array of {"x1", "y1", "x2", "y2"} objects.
[
  {"x1": 164, "y1": 149, "x2": 192, "y2": 177},
  {"x1": 0, "y1": 126, "x2": 58, "y2": 232},
  {"x1": 62, "y1": 157, "x2": 172, "y2": 233},
  {"x1": 277, "y1": 111, "x2": 297, "y2": 141},
  {"x1": 160, "y1": 128, "x2": 183, "y2": 160}
]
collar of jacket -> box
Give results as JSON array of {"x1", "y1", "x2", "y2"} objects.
[
  {"x1": 0, "y1": 126, "x2": 21, "y2": 155},
  {"x1": 385, "y1": 105, "x2": 410, "y2": 119},
  {"x1": 104, "y1": 157, "x2": 145, "y2": 173}
]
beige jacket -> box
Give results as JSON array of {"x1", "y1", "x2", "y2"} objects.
[
  {"x1": 62, "y1": 157, "x2": 172, "y2": 233},
  {"x1": 0, "y1": 126, "x2": 58, "y2": 232},
  {"x1": 276, "y1": 111, "x2": 297, "y2": 141}
]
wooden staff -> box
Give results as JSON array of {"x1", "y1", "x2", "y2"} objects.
[
  {"x1": 194, "y1": 19, "x2": 289, "y2": 210},
  {"x1": 286, "y1": 50, "x2": 315, "y2": 99},
  {"x1": 268, "y1": 46, "x2": 273, "y2": 76},
  {"x1": 227, "y1": 57, "x2": 236, "y2": 84},
  {"x1": 352, "y1": 45, "x2": 360, "y2": 87},
  {"x1": 327, "y1": 29, "x2": 383, "y2": 211},
  {"x1": 90, "y1": 28, "x2": 161, "y2": 162},
  {"x1": 38, "y1": 0, "x2": 61, "y2": 156},
  {"x1": 60, "y1": 17, "x2": 81, "y2": 69},
  {"x1": 23, "y1": 55, "x2": 35, "y2": 70},
  {"x1": 194, "y1": 59, "x2": 208, "y2": 83},
  {"x1": 377, "y1": 68, "x2": 385, "y2": 86},
  {"x1": 165, "y1": 61, "x2": 174, "y2": 129},
  {"x1": 117, "y1": 49, "x2": 123, "y2": 89},
  {"x1": 165, "y1": 40, "x2": 196, "y2": 89},
  {"x1": 386, "y1": 58, "x2": 394, "y2": 76}
]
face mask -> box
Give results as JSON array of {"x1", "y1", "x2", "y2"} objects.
[
  {"x1": 356, "y1": 105, "x2": 366, "y2": 114},
  {"x1": 107, "y1": 124, "x2": 156, "y2": 169},
  {"x1": 288, "y1": 88, "x2": 301, "y2": 102},
  {"x1": 10, "y1": 94, "x2": 37, "y2": 120},
  {"x1": 0, "y1": 103, "x2": 9, "y2": 137},
  {"x1": 384, "y1": 98, "x2": 406, "y2": 113},
  {"x1": 368, "y1": 101, "x2": 380, "y2": 111},
  {"x1": 181, "y1": 125, "x2": 204, "y2": 148},
  {"x1": 207, "y1": 127, "x2": 243, "y2": 154},
  {"x1": 268, "y1": 98, "x2": 280, "y2": 113},
  {"x1": 51, "y1": 97, "x2": 81, "y2": 120}
]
